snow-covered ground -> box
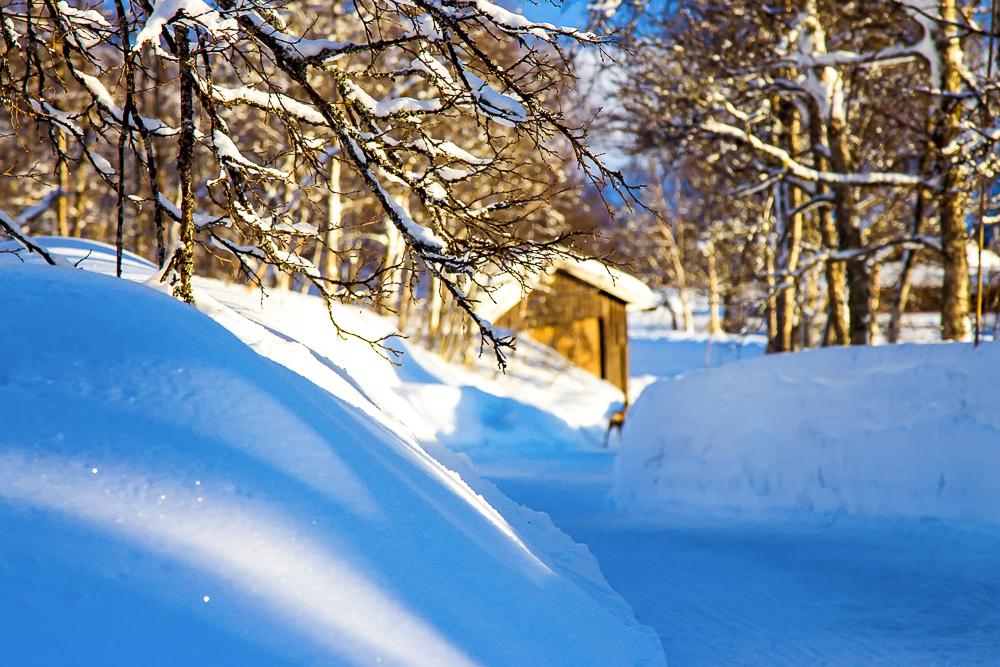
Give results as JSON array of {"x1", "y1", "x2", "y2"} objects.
[
  {"x1": 481, "y1": 307, "x2": 1000, "y2": 665},
  {"x1": 617, "y1": 342, "x2": 1000, "y2": 522},
  {"x1": 0, "y1": 243, "x2": 662, "y2": 666},
  {"x1": 5, "y1": 237, "x2": 1000, "y2": 666},
  {"x1": 628, "y1": 307, "x2": 766, "y2": 399},
  {"x1": 395, "y1": 295, "x2": 1000, "y2": 665},
  {"x1": 590, "y1": 333, "x2": 1000, "y2": 666}
]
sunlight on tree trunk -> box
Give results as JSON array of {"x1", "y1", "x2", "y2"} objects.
[
  {"x1": 936, "y1": 0, "x2": 971, "y2": 341},
  {"x1": 173, "y1": 30, "x2": 196, "y2": 305}
]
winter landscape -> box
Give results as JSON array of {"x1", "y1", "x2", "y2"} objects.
[{"x1": 2, "y1": 0, "x2": 1000, "y2": 665}]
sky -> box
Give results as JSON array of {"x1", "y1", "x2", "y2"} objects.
[{"x1": 513, "y1": 0, "x2": 591, "y2": 28}]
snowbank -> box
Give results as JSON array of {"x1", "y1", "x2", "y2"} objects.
[
  {"x1": 0, "y1": 263, "x2": 663, "y2": 666},
  {"x1": 615, "y1": 343, "x2": 1000, "y2": 523}
]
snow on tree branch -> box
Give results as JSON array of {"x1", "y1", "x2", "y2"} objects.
[
  {"x1": 1, "y1": 0, "x2": 628, "y2": 366},
  {"x1": 701, "y1": 119, "x2": 927, "y2": 188}
]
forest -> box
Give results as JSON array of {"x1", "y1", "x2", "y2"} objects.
[{"x1": 3, "y1": 0, "x2": 997, "y2": 357}]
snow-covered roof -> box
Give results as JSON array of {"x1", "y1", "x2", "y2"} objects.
[{"x1": 474, "y1": 255, "x2": 658, "y2": 324}]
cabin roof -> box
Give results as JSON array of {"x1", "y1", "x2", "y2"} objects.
[{"x1": 474, "y1": 255, "x2": 658, "y2": 324}]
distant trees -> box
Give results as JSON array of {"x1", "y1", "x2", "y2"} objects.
[
  {"x1": 597, "y1": 0, "x2": 1000, "y2": 347},
  {"x1": 0, "y1": 0, "x2": 631, "y2": 365}
]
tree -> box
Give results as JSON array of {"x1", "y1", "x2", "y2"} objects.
[
  {"x1": 601, "y1": 0, "x2": 997, "y2": 346},
  {"x1": 0, "y1": 0, "x2": 634, "y2": 366}
]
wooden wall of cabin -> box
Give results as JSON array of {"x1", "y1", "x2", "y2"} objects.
[
  {"x1": 602, "y1": 297, "x2": 629, "y2": 396},
  {"x1": 496, "y1": 271, "x2": 630, "y2": 396}
]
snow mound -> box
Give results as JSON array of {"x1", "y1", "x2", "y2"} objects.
[
  {"x1": 615, "y1": 343, "x2": 1000, "y2": 523},
  {"x1": 0, "y1": 264, "x2": 663, "y2": 666}
]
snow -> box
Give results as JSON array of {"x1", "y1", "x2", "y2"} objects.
[
  {"x1": 454, "y1": 0, "x2": 592, "y2": 41},
  {"x1": 7, "y1": 235, "x2": 1000, "y2": 665},
  {"x1": 628, "y1": 309, "x2": 766, "y2": 398},
  {"x1": 55, "y1": 0, "x2": 108, "y2": 48},
  {"x1": 475, "y1": 254, "x2": 657, "y2": 324},
  {"x1": 461, "y1": 70, "x2": 528, "y2": 126},
  {"x1": 154, "y1": 193, "x2": 232, "y2": 230},
  {"x1": 212, "y1": 129, "x2": 289, "y2": 180},
  {"x1": 408, "y1": 135, "x2": 490, "y2": 166},
  {"x1": 56, "y1": 2, "x2": 109, "y2": 29},
  {"x1": 75, "y1": 72, "x2": 178, "y2": 137},
  {"x1": 559, "y1": 258, "x2": 659, "y2": 310},
  {"x1": 202, "y1": 81, "x2": 327, "y2": 126},
  {"x1": 342, "y1": 80, "x2": 442, "y2": 118},
  {"x1": 28, "y1": 99, "x2": 83, "y2": 135},
  {"x1": 564, "y1": 514, "x2": 1000, "y2": 667},
  {"x1": 87, "y1": 150, "x2": 115, "y2": 176},
  {"x1": 588, "y1": 0, "x2": 624, "y2": 19},
  {"x1": 0, "y1": 235, "x2": 153, "y2": 278},
  {"x1": 476, "y1": 322, "x2": 1000, "y2": 667},
  {"x1": 405, "y1": 294, "x2": 1000, "y2": 666},
  {"x1": 906, "y1": 0, "x2": 945, "y2": 90},
  {"x1": 234, "y1": 8, "x2": 348, "y2": 61},
  {"x1": 616, "y1": 342, "x2": 1000, "y2": 522},
  {"x1": 702, "y1": 118, "x2": 925, "y2": 187},
  {"x1": 0, "y1": 244, "x2": 662, "y2": 666},
  {"x1": 373, "y1": 182, "x2": 447, "y2": 251},
  {"x1": 133, "y1": 0, "x2": 239, "y2": 51}
]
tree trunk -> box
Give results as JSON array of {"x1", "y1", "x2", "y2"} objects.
[
  {"x1": 806, "y1": 136, "x2": 849, "y2": 344},
  {"x1": 52, "y1": 39, "x2": 70, "y2": 237},
  {"x1": 427, "y1": 273, "x2": 443, "y2": 342},
  {"x1": 664, "y1": 225, "x2": 694, "y2": 332},
  {"x1": 827, "y1": 106, "x2": 871, "y2": 345},
  {"x1": 819, "y1": 206, "x2": 849, "y2": 345},
  {"x1": 936, "y1": 0, "x2": 971, "y2": 340},
  {"x1": 314, "y1": 155, "x2": 342, "y2": 280},
  {"x1": 69, "y1": 147, "x2": 89, "y2": 236},
  {"x1": 763, "y1": 188, "x2": 779, "y2": 348},
  {"x1": 397, "y1": 259, "x2": 415, "y2": 332},
  {"x1": 112, "y1": 0, "x2": 136, "y2": 279},
  {"x1": 776, "y1": 204, "x2": 803, "y2": 351},
  {"x1": 705, "y1": 239, "x2": 722, "y2": 335},
  {"x1": 869, "y1": 263, "x2": 881, "y2": 343},
  {"x1": 379, "y1": 192, "x2": 407, "y2": 314},
  {"x1": 276, "y1": 154, "x2": 298, "y2": 291},
  {"x1": 765, "y1": 226, "x2": 779, "y2": 346},
  {"x1": 801, "y1": 5, "x2": 852, "y2": 345},
  {"x1": 840, "y1": 212, "x2": 872, "y2": 345},
  {"x1": 172, "y1": 30, "x2": 196, "y2": 305},
  {"x1": 655, "y1": 166, "x2": 694, "y2": 332},
  {"x1": 56, "y1": 131, "x2": 69, "y2": 236},
  {"x1": 775, "y1": 107, "x2": 804, "y2": 352},
  {"x1": 888, "y1": 178, "x2": 930, "y2": 343},
  {"x1": 152, "y1": 56, "x2": 167, "y2": 263},
  {"x1": 798, "y1": 265, "x2": 821, "y2": 348}
]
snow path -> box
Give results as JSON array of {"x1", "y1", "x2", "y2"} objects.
[{"x1": 483, "y1": 456, "x2": 1000, "y2": 666}]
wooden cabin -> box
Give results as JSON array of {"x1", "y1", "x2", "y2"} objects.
[{"x1": 478, "y1": 257, "x2": 656, "y2": 397}]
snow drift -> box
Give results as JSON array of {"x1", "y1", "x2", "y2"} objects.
[
  {"x1": 0, "y1": 263, "x2": 662, "y2": 666},
  {"x1": 615, "y1": 343, "x2": 1000, "y2": 523}
]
